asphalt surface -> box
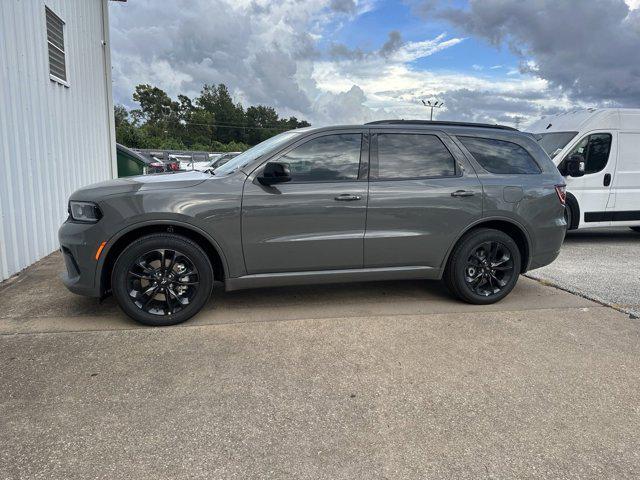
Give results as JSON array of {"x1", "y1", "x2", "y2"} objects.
[
  {"x1": 527, "y1": 227, "x2": 640, "y2": 317},
  {"x1": 1, "y1": 252, "x2": 640, "y2": 479}
]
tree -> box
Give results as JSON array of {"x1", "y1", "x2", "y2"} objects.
[
  {"x1": 196, "y1": 84, "x2": 247, "y2": 144},
  {"x1": 114, "y1": 83, "x2": 310, "y2": 152}
]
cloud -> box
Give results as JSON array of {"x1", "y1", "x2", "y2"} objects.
[
  {"x1": 434, "y1": 0, "x2": 640, "y2": 105},
  {"x1": 108, "y1": 0, "x2": 582, "y2": 128},
  {"x1": 329, "y1": 0, "x2": 356, "y2": 13},
  {"x1": 380, "y1": 31, "x2": 403, "y2": 57}
]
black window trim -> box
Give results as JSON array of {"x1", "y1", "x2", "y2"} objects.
[
  {"x1": 456, "y1": 135, "x2": 543, "y2": 175},
  {"x1": 369, "y1": 130, "x2": 461, "y2": 182},
  {"x1": 253, "y1": 129, "x2": 369, "y2": 185}
]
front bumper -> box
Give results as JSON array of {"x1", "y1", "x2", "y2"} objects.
[{"x1": 58, "y1": 219, "x2": 105, "y2": 298}]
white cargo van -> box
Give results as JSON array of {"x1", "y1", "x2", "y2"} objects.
[{"x1": 529, "y1": 108, "x2": 640, "y2": 232}]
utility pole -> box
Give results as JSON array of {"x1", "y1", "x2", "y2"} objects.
[
  {"x1": 422, "y1": 99, "x2": 444, "y2": 121},
  {"x1": 514, "y1": 116, "x2": 524, "y2": 130}
]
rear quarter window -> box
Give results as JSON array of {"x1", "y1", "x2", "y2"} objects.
[{"x1": 458, "y1": 136, "x2": 541, "y2": 174}]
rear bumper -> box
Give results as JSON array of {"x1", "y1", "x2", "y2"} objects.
[
  {"x1": 527, "y1": 247, "x2": 561, "y2": 271},
  {"x1": 58, "y1": 220, "x2": 103, "y2": 298}
]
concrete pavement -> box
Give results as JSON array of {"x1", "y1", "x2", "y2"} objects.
[
  {"x1": 527, "y1": 228, "x2": 640, "y2": 317},
  {"x1": 1, "y1": 253, "x2": 640, "y2": 479}
]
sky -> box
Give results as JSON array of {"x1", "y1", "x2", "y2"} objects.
[{"x1": 109, "y1": 0, "x2": 640, "y2": 128}]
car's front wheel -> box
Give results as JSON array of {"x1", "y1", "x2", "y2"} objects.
[
  {"x1": 444, "y1": 228, "x2": 522, "y2": 305},
  {"x1": 112, "y1": 233, "x2": 214, "y2": 326}
]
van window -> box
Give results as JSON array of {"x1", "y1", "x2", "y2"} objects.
[
  {"x1": 458, "y1": 136, "x2": 541, "y2": 174},
  {"x1": 563, "y1": 133, "x2": 612, "y2": 175},
  {"x1": 535, "y1": 131, "x2": 578, "y2": 158},
  {"x1": 376, "y1": 134, "x2": 456, "y2": 179},
  {"x1": 278, "y1": 134, "x2": 362, "y2": 182}
]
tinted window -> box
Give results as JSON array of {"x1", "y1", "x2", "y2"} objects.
[
  {"x1": 278, "y1": 134, "x2": 362, "y2": 182},
  {"x1": 377, "y1": 134, "x2": 456, "y2": 179},
  {"x1": 564, "y1": 133, "x2": 612, "y2": 174},
  {"x1": 535, "y1": 131, "x2": 578, "y2": 158},
  {"x1": 459, "y1": 136, "x2": 541, "y2": 174}
]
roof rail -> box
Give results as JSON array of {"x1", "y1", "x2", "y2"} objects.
[{"x1": 365, "y1": 120, "x2": 518, "y2": 131}]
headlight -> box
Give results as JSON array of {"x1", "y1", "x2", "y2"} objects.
[{"x1": 68, "y1": 201, "x2": 102, "y2": 223}]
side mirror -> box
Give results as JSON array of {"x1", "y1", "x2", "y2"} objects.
[
  {"x1": 258, "y1": 162, "x2": 292, "y2": 186},
  {"x1": 565, "y1": 154, "x2": 586, "y2": 178}
]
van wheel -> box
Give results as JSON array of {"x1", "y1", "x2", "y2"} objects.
[
  {"x1": 444, "y1": 229, "x2": 522, "y2": 305},
  {"x1": 112, "y1": 234, "x2": 214, "y2": 326},
  {"x1": 631, "y1": 227, "x2": 640, "y2": 233},
  {"x1": 564, "y1": 205, "x2": 573, "y2": 231}
]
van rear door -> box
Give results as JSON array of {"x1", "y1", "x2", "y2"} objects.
[{"x1": 608, "y1": 132, "x2": 640, "y2": 225}]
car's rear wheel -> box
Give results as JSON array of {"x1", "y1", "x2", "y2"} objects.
[
  {"x1": 630, "y1": 227, "x2": 640, "y2": 233},
  {"x1": 112, "y1": 234, "x2": 213, "y2": 326},
  {"x1": 444, "y1": 228, "x2": 521, "y2": 305}
]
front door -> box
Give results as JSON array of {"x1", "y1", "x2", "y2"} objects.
[
  {"x1": 242, "y1": 131, "x2": 368, "y2": 274},
  {"x1": 364, "y1": 130, "x2": 483, "y2": 270},
  {"x1": 561, "y1": 131, "x2": 617, "y2": 227}
]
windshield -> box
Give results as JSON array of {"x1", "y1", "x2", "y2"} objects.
[
  {"x1": 213, "y1": 131, "x2": 303, "y2": 175},
  {"x1": 534, "y1": 131, "x2": 578, "y2": 158}
]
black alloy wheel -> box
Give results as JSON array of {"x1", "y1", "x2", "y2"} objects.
[
  {"x1": 127, "y1": 248, "x2": 199, "y2": 316},
  {"x1": 112, "y1": 234, "x2": 213, "y2": 326},
  {"x1": 444, "y1": 228, "x2": 522, "y2": 305},
  {"x1": 464, "y1": 241, "x2": 515, "y2": 297}
]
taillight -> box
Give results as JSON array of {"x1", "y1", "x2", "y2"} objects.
[{"x1": 555, "y1": 184, "x2": 566, "y2": 205}]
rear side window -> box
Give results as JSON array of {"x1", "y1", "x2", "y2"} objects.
[
  {"x1": 458, "y1": 136, "x2": 541, "y2": 174},
  {"x1": 278, "y1": 134, "x2": 362, "y2": 182},
  {"x1": 376, "y1": 133, "x2": 456, "y2": 179}
]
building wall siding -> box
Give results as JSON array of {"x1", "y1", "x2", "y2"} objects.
[{"x1": 0, "y1": 0, "x2": 115, "y2": 281}]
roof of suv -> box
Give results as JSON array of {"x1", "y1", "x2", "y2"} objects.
[{"x1": 365, "y1": 120, "x2": 518, "y2": 131}]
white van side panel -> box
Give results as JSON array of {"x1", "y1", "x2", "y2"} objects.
[
  {"x1": 619, "y1": 111, "x2": 640, "y2": 131},
  {"x1": 610, "y1": 132, "x2": 640, "y2": 225}
]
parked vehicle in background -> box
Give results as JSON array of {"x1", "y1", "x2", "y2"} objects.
[
  {"x1": 116, "y1": 144, "x2": 151, "y2": 177},
  {"x1": 529, "y1": 108, "x2": 640, "y2": 233},
  {"x1": 59, "y1": 121, "x2": 566, "y2": 326}
]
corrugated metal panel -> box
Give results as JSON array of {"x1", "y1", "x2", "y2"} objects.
[{"x1": 0, "y1": 0, "x2": 115, "y2": 281}]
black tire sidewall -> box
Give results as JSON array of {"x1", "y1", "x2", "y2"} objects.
[
  {"x1": 448, "y1": 229, "x2": 522, "y2": 305},
  {"x1": 112, "y1": 234, "x2": 213, "y2": 326},
  {"x1": 564, "y1": 205, "x2": 572, "y2": 232}
]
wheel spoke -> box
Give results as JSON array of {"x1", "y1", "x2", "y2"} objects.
[
  {"x1": 142, "y1": 286, "x2": 160, "y2": 309},
  {"x1": 163, "y1": 288, "x2": 174, "y2": 315},
  {"x1": 489, "y1": 242, "x2": 499, "y2": 262},
  {"x1": 129, "y1": 271, "x2": 154, "y2": 281},
  {"x1": 166, "y1": 250, "x2": 177, "y2": 274}
]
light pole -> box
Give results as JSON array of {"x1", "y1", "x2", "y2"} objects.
[{"x1": 422, "y1": 100, "x2": 444, "y2": 121}]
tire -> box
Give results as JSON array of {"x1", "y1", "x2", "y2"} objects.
[
  {"x1": 111, "y1": 233, "x2": 214, "y2": 326},
  {"x1": 443, "y1": 228, "x2": 522, "y2": 305},
  {"x1": 631, "y1": 227, "x2": 640, "y2": 233},
  {"x1": 564, "y1": 204, "x2": 573, "y2": 232}
]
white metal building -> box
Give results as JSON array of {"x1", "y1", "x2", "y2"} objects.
[{"x1": 0, "y1": 0, "x2": 120, "y2": 281}]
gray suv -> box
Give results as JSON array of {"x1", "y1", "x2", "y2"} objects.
[{"x1": 59, "y1": 121, "x2": 567, "y2": 326}]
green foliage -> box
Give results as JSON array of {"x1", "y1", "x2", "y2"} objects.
[{"x1": 115, "y1": 83, "x2": 310, "y2": 152}]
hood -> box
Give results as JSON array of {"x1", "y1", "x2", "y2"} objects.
[{"x1": 69, "y1": 171, "x2": 210, "y2": 202}]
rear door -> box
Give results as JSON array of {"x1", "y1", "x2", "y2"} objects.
[
  {"x1": 560, "y1": 131, "x2": 617, "y2": 227},
  {"x1": 242, "y1": 130, "x2": 368, "y2": 274},
  {"x1": 608, "y1": 132, "x2": 640, "y2": 224},
  {"x1": 364, "y1": 129, "x2": 482, "y2": 270}
]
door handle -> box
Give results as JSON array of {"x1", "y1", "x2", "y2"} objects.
[
  {"x1": 334, "y1": 194, "x2": 362, "y2": 201},
  {"x1": 451, "y1": 190, "x2": 476, "y2": 197},
  {"x1": 604, "y1": 173, "x2": 612, "y2": 187}
]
